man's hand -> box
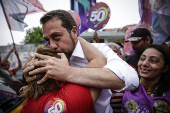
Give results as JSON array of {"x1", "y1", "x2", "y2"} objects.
[
  {"x1": 23, "y1": 59, "x2": 38, "y2": 83},
  {"x1": 23, "y1": 51, "x2": 35, "y2": 83},
  {"x1": 19, "y1": 85, "x2": 27, "y2": 94},
  {"x1": 28, "y1": 53, "x2": 72, "y2": 84},
  {"x1": 24, "y1": 51, "x2": 33, "y2": 69},
  {"x1": 93, "y1": 31, "x2": 99, "y2": 43},
  {"x1": 12, "y1": 46, "x2": 15, "y2": 50},
  {"x1": 14, "y1": 50, "x2": 18, "y2": 56},
  {"x1": 10, "y1": 46, "x2": 15, "y2": 53}
]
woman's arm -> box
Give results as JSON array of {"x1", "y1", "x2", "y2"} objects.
[
  {"x1": 79, "y1": 37, "x2": 106, "y2": 104},
  {"x1": 1, "y1": 46, "x2": 15, "y2": 65},
  {"x1": 13, "y1": 50, "x2": 22, "y2": 73},
  {"x1": 78, "y1": 37, "x2": 107, "y2": 68}
]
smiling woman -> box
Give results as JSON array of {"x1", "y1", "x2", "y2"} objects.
[
  {"x1": 138, "y1": 48, "x2": 167, "y2": 81},
  {"x1": 122, "y1": 44, "x2": 170, "y2": 113}
]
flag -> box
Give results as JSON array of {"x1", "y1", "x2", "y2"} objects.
[
  {"x1": 138, "y1": 0, "x2": 170, "y2": 44},
  {"x1": 70, "y1": 0, "x2": 96, "y2": 34},
  {"x1": 0, "y1": 0, "x2": 46, "y2": 32}
]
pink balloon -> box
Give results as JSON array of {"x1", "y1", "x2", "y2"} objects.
[{"x1": 67, "y1": 10, "x2": 81, "y2": 28}]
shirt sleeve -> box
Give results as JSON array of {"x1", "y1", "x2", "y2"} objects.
[
  {"x1": 92, "y1": 43, "x2": 139, "y2": 92},
  {"x1": 8, "y1": 69, "x2": 16, "y2": 76}
]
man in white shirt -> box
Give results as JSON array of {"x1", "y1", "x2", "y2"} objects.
[{"x1": 23, "y1": 9, "x2": 139, "y2": 113}]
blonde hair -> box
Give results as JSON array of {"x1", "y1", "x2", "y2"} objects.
[{"x1": 20, "y1": 45, "x2": 64, "y2": 100}]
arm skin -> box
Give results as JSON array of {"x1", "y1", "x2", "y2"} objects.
[
  {"x1": 24, "y1": 51, "x2": 33, "y2": 69},
  {"x1": 1, "y1": 46, "x2": 15, "y2": 65},
  {"x1": 79, "y1": 37, "x2": 107, "y2": 68},
  {"x1": 79, "y1": 37, "x2": 106, "y2": 104},
  {"x1": 67, "y1": 67, "x2": 125, "y2": 89},
  {"x1": 24, "y1": 38, "x2": 106, "y2": 104},
  {"x1": 13, "y1": 50, "x2": 22, "y2": 73},
  {"x1": 27, "y1": 39, "x2": 125, "y2": 90},
  {"x1": 1, "y1": 46, "x2": 22, "y2": 73},
  {"x1": 23, "y1": 51, "x2": 38, "y2": 83},
  {"x1": 66, "y1": 38, "x2": 125, "y2": 90}
]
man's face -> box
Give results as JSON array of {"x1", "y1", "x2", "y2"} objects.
[
  {"x1": 131, "y1": 39, "x2": 148, "y2": 56},
  {"x1": 110, "y1": 46, "x2": 119, "y2": 56},
  {"x1": 3, "y1": 62, "x2": 10, "y2": 71},
  {"x1": 42, "y1": 19, "x2": 77, "y2": 59}
]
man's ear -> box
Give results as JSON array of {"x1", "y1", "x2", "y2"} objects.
[
  {"x1": 71, "y1": 26, "x2": 78, "y2": 43},
  {"x1": 163, "y1": 65, "x2": 169, "y2": 73},
  {"x1": 71, "y1": 26, "x2": 78, "y2": 37}
]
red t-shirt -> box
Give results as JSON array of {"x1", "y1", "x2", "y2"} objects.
[
  {"x1": 21, "y1": 83, "x2": 94, "y2": 113},
  {"x1": 8, "y1": 69, "x2": 16, "y2": 76}
]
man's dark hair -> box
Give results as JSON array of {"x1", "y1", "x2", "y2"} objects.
[{"x1": 40, "y1": 9, "x2": 77, "y2": 35}]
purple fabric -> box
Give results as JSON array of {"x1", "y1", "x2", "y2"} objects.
[
  {"x1": 122, "y1": 84, "x2": 170, "y2": 113},
  {"x1": 70, "y1": 0, "x2": 96, "y2": 35},
  {"x1": 138, "y1": 0, "x2": 170, "y2": 44}
]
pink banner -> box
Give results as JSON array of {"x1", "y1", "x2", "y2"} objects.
[{"x1": 138, "y1": 0, "x2": 170, "y2": 44}]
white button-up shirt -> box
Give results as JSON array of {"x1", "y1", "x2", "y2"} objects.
[{"x1": 69, "y1": 40, "x2": 139, "y2": 113}]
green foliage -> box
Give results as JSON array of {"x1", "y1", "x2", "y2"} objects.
[
  {"x1": 22, "y1": 26, "x2": 44, "y2": 45},
  {"x1": 114, "y1": 38, "x2": 125, "y2": 44}
]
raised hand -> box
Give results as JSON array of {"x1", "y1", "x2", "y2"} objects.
[{"x1": 93, "y1": 31, "x2": 99, "y2": 43}]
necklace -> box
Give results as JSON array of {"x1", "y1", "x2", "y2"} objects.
[
  {"x1": 146, "y1": 91, "x2": 152, "y2": 95},
  {"x1": 146, "y1": 87, "x2": 158, "y2": 97},
  {"x1": 140, "y1": 79, "x2": 167, "y2": 97},
  {"x1": 140, "y1": 79, "x2": 158, "y2": 97}
]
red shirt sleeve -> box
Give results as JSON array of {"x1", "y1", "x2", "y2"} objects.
[{"x1": 8, "y1": 69, "x2": 16, "y2": 76}]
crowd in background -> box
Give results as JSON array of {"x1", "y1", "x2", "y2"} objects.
[
  {"x1": 91, "y1": 27, "x2": 170, "y2": 113},
  {"x1": 0, "y1": 9, "x2": 170, "y2": 113}
]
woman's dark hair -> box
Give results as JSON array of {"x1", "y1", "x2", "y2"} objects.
[
  {"x1": 145, "y1": 44, "x2": 170, "y2": 96},
  {"x1": 20, "y1": 45, "x2": 64, "y2": 100}
]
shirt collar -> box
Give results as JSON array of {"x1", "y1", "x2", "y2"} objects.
[{"x1": 70, "y1": 40, "x2": 85, "y2": 60}]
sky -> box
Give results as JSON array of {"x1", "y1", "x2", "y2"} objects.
[{"x1": 0, "y1": 0, "x2": 140, "y2": 46}]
